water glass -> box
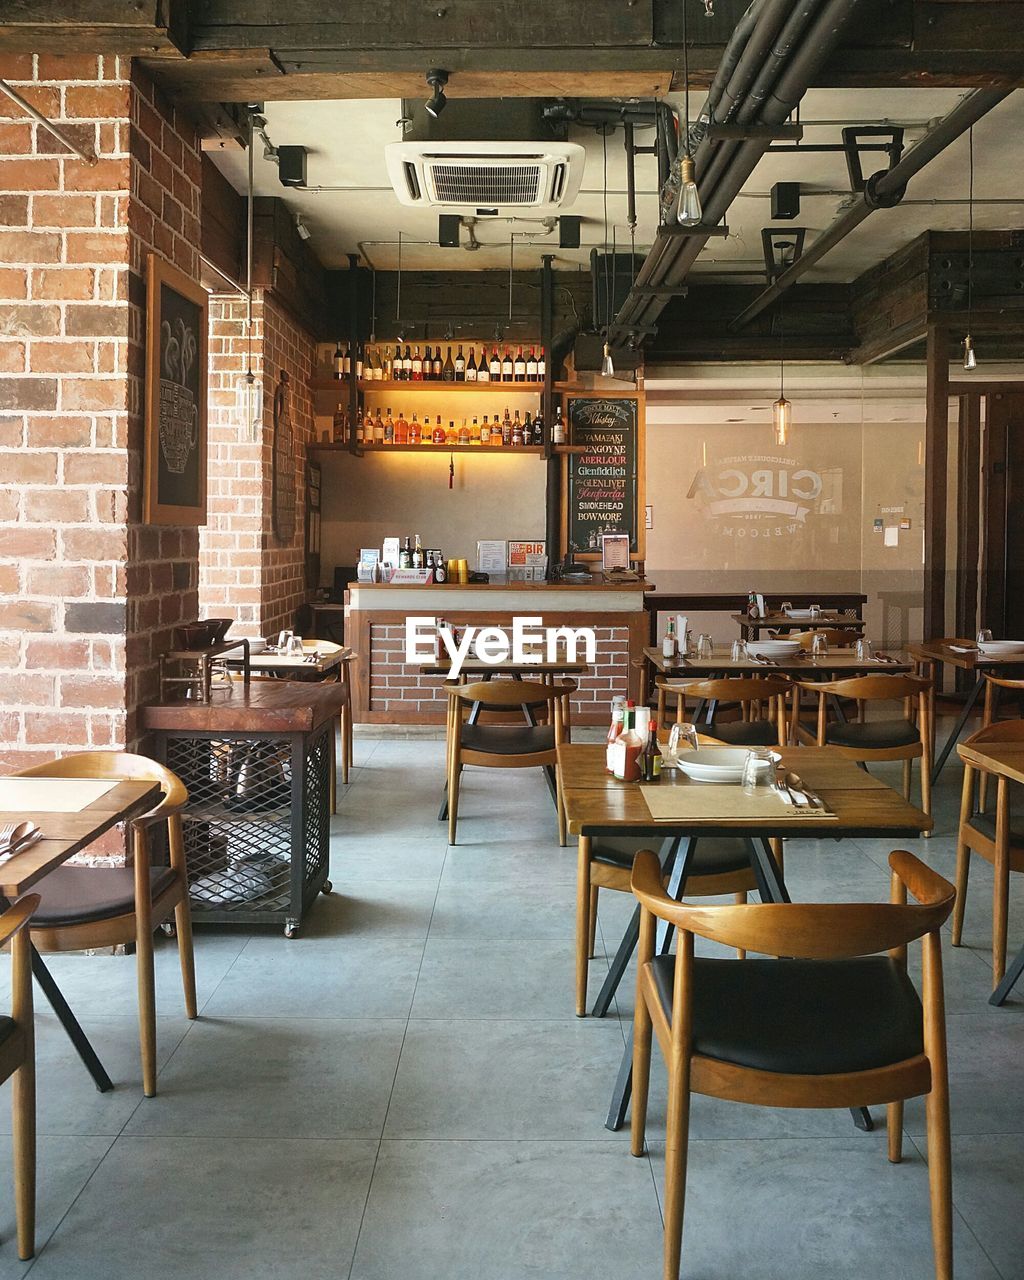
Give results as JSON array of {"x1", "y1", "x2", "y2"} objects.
[
  {"x1": 276, "y1": 629, "x2": 293, "y2": 652},
  {"x1": 286, "y1": 634, "x2": 305, "y2": 658},
  {"x1": 780, "y1": 600, "x2": 793, "y2": 614},
  {"x1": 809, "y1": 603, "x2": 822, "y2": 619},
  {"x1": 696, "y1": 633, "x2": 713, "y2": 660},
  {"x1": 741, "y1": 748, "x2": 774, "y2": 795},
  {"x1": 811, "y1": 631, "x2": 829, "y2": 659},
  {"x1": 977, "y1": 629, "x2": 993, "y2": 643},
  {"x1": 731, "y1": 639, "x2": 748, "y2": 662},
  {"x1": 855, "y1": 637, "x2": 875, "y2": 661},
  {"x1": 667, "y1": 722, "x2": 698, "y2": 762}
]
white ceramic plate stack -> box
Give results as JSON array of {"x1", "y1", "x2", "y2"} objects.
[
  {"x1": 978, "y1": 640, "x2": 1024, "y2": 656},
  {"x1": 671, "y1": 748, "x2": 780, "y2": 785},
  {"x1": 783, "y1": 608, "x2": 816, "y2": 619},
  {"x1": 747, "y1": 640, "x2": 801, "y2": 658}
]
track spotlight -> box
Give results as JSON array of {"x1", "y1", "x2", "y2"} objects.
[
  {"x1": 425, "y1": 69, "x2": 449, "y2": 119},
  {"x1": 295, "y1": 215, "x2": 311, "y2": 241}
]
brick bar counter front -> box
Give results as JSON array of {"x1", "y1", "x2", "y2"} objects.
[{"x1": 347, "y1": 580, "x2": 649, "y2": 727}]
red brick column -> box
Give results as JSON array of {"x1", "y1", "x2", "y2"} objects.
[{"x1": 0, "y1": 54, "x2": 201, "y2": 767}]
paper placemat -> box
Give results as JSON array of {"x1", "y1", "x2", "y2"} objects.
[
  {"x1": 640, "y1": 784, "x2": 836, "y2": 822},
  {"x1": 0, "y1": 777, "x2": 118, "y2": 813}
]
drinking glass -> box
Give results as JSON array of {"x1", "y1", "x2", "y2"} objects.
[
  {"x1": 780, "y1": 600, "x2": 793, "y2": 615},
  {"x1": 811, "y1": 632, "x2": 829, "y2": 660},
  {"x1": 731, "y1": 639, "x2": 748, "y2": 662},
  {"x1": 667, "y1": 722, "x2": 699, "y2": 762},
  {"x1": 742, "y1": 748, "x2": 774, "y2": 795},
  {"x1": 696, "y1": 633, "x2": 713, "y2": 660},
  {"x1": 276, "y1": 629, "x2": 293, "y2": 652},
  {"x1": 855, "y1": 637, "x2": 875, "y2": 661},
  {"x1": 977, "y1": 629, "x2": 993, "y2": 644},
  {"x1": 286, "y1": 634, "x2": 305, "y2": 658},
  {"x1": 809, "y1": 603, "x2": 822, "y2": 619}
]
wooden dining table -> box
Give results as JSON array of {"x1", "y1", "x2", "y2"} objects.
[
  {"x1": 732, "y1": 611, "x2": 867, "y2": 641},
  {"x1": 557, "y1": 743, "x2": 932, "y2": 1131},
  {"x1": 909, "y1": 639, "x2": 1024, "y2": 782},
  {"x1": 957, "y1": 737, "x2": 1024, "y2": 1006},
  {"x1": 0, "y1": 775, "x2": 162, "y2": 1092}
]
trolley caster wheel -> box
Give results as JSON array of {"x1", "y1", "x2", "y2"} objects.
[
  {"x1": 160, "y1": 921, "x2": 177, "y2": 939},
  {"x1": 321, "y1": 880, "x2": 333, "y2": 895},
  {"x1": 284, "y1": 919, "x2": 301, "y2": 939}
]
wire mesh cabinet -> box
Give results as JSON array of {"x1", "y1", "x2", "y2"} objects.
[{"x1": 143, "y1": 683, "x2": 342, "y2": 937}]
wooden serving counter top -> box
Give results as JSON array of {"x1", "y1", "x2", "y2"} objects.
[
  {"x1": 140, "y1": 680, "x2": 347, "y2": 735},
  {"x1": 349, "y1": 577, "x2": 648, "y2": 592},
  {"x1": 348, "y1": 578, "x2": 647, "y2": 615}
]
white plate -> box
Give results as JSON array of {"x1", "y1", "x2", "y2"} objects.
[
  {"x1": 748, "y1": 641, "x2": 800, "y2": 657},
  {"x1": 783, "y1": 608, "x2": 816, "y2": 619},
  {"x1": 978, "y1": 641, "x2": 1024, "y2": 654},
  {"x1": 672, "y1": 748, "x2": 779, "y2": 785}
]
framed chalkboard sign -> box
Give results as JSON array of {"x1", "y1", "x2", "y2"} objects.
[
  {"x1": 144, "y1": 254, "x2": 208, "y2": 525},
  {"x1": 562, "y1": 393, "x2": 644, "y2": 560}
]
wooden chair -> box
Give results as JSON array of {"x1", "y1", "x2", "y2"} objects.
[
  {"x1": 16, "y1": 752, "x2": 197, "y2": 1097},
  {"x1": 783, "y1": 627, "x2": 856, "y2": 649},
  {"x1": 655, "y1": 676, "x2": 789, "y2": 747},
  {"x1": 953, "y1": 718, "x2": 1024, "y2": 989},
  {"x1": 629, "y1": 847, "x2": 954, "y2": 1280},
  {"x1": 977, "y1": 674, "x2": 1024, "y2": 813},
  {"x1": 446, "y1": 680, "x2": 567, "y2": 846},
  {"x1": 0, "y1": 894, "x2": 40, "y2": 1260},
  {"x1": 793, "y1": 674, "x2": 932, "y2": 823}
]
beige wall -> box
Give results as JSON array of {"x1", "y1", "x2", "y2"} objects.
[{"x1": 318, "y1": 448, "x2": 547, "y2": 579}]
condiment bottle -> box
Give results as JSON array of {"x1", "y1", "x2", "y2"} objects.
[
  {"x1": 605, "y1": 695, "x2": 626, "y2": 773},
  {"x1": 642, "y1": 720, "x2": 662, "y2": 782},
  {"x1": 662, "y1": 618, "x2": 677, "y2": 660},
  {"x1": 611, "y1": 702, "x2": 643, "y2": 782}
]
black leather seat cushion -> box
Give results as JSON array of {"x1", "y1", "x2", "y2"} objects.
[
  {"x1": 0, "y1": 1017, "x2": 16, "y2": 1048},
  {"x1": 592, "y1": 837, "x2": 752, "y2": 878},
  {"x1": 32, "y1": 866, "x2": 178, "y2": 928},
  {"x1": 650, "y1": 953, "x2": 923, "y2": 1074},
  {"x1": 459, "y1": 723, "x2": 555, "y2": 756},
  {"x1": 706, "y1": 720, "x2": 778, "y2": 748},
  {"x1": 825, "y1": 718, "x2": 919, "y2": 750}
]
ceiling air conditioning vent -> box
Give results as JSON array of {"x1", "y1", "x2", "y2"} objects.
[{"x1": 385, "y1": 141, "x2": 584, "y2": 212}]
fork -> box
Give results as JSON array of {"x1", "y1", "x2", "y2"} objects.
[{"x1": 0, "y1": 823, "x2": 16, "y2": 847}]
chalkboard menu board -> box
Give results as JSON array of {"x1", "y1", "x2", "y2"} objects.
[{"x1": 564, "y1": 395, "x2": 641, "y2": 557}]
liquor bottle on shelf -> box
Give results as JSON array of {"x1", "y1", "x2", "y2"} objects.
[
  {"x1": 478, "y1": 349, "x2": 490, "y2": 383},
  {"x1": 375, "y1": 409, "x2": 386, "y2": 444},
  {"x1": 412, "y1": 534, "x2": 424, "y2": 569},
  {"x1": 526, "y1": 346, "x2": 538, "y2": 380},
  {"x1": 511, "y1": 410, "x2": 523, "y2": 447},
  {"x1": 532, "y1": 409, "x2": 544, "y2": 447},
  {"x1": 501, "y1": 347, "x2": 513, "y2": 382},
  {"x1": 333, "y1": 341, "x2": 345, "y2": 379},
  {"x1": 393, "y1": 408, "x2": 407, "y2": 445},
  {"x1": 470, "y1": 416, "x2": 480, "y2": 445},
  {"x1": 383, "y1": 347, "x2": 393, "y2": 379},
  {"x1": 411, "y1": 346, "x2": 423, "y2": 381},
  {"x1": 333, "y1": 402, "x2": 347, "y2": 443},
  {"x1": 489, "y1": 348, "x2": 501, "y2": 381},
  {"x1": 403, "y1": 345, "x2": 413, "y2": 379},
  {"x1": 409, "y1": 412, "x2": 422, "y2": 446},
  {"x1": 434, "y1": 552, "x2": 447, "y2": 584},
  {"x1": 420, "y1": 345, "x2": 430, "y2": 379},
  {"x1": 400, "y1": 537, "x2": 412, "y2": 569},
  {"x1": 480, "y1": 415, "x2": 491, "y2": 446},
  {"x1": 385, "y1": 409, "x2": 397, "y2": 445},
  {"x1": 501, "y1": 407, "x2": 512, "y2": 446},
  {"x1": 552, "y1": 404, "x2": 565, "y2": 445},
  {"x1": 458, "y1": 418, "x2": 471, "y2": 446},
  {"x1": 355, "y1": 411, "x2": 365, "y2": 446},
  {"x1": 514, "y1": 347, "x2": 526, "y2": 382},
  {"x1": 454, "y1": 344, "x2": 466, "y2": 381},
  {"x1": 391, "y1": 344, "x2": 401, "y2": 379},
  {"x1": 466, "y1": 348, "x2": 477, "y2": 382},
  {"x1": 354, "y1": 346, "x2": 363, "y2": 379},
  {"x1": 442, "y1": 346, "x2": 455, "y2": 382},
  {"x1": 432, "y1": 346, "x2": 443, "y2": 379},
  {"x1": 446, "y1": 420, "x2": 457, "y2": 445},
  {"x1": 537, "y1": 347, "x2": 546, "y2": 379}
]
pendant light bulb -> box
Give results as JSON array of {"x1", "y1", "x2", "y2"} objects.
[
  {"x1": 602, "y1": 341, "x2": 615, "y2": 378},
  {"x1": 676, "y1": 154, "x2": 702, "y2": 227},
  {"x1": 772, "y1": 394, "x2": 791, "y2": 447},
  {"x1": 962, "y1": 333, "x2": 977, "y2": 371}
]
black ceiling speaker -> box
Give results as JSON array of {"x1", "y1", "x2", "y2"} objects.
[
  {"x1": 438, "y1": 215, "x2": 461, "y2": 248},
  {"x1": 278, "y1": 145, "x2": 308, "y2": 187},
  {"x1": 559, "y1": 216, "x2": 581, "y2": 249},
  {"x1": 770, "y1": 182, "x2": 800, "y2": 220}
]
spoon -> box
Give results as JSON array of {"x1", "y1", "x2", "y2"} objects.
[
  {"x1": 0, "y1": 821, "x2": 37, "y2": 854},
  {"x1": 785, "y1": 772, "x2": 824, "y2": 809}
]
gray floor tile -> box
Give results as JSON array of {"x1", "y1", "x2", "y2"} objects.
[
  {"x1": 926, "y1": 1132, "x2": 1024, "y2": 1279},
  {"x1": 428, "y1": 877, "x2": 578, "y2": 939},
  {"x1": 904, "y1": 1011, "x2": 1024, "y2": 1136},
  {"x1": 28, "y1": 1136, "x2": 377, "y2": 1280},
  {"x1": 349, "y1": 1139, "x2": 662, "y2": 1280},
  {"x1": 385, "y1": 1019, "x2": 628, "y2": 1140},
  {"x1": 0, "y1": 1135, "x2": 113, "y2": 1278},
  {"x1": 330, "y1": 835, "x2": 448, "y2": 882},
  {"x1": 411, "y1": 938, "x2": 601, "y2": 1020},
  {"x1": 0, "y1": 1014, "x2": 190, "y2": 1137},
  {"x1": 442, "y1": 839, "x2": 578, "y2": 883},
  {"x1": 296, "y1": 879, "x2": 439, "y2": 942},
  {"x1": 122, "y1": 1017, "x2": 407, "y2": 1140}
]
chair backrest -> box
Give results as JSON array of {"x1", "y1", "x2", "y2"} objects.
[
  {"x1": 656, "y1": 675, "x2": 791, "y2": 703},
  {"x1": 796, "y1": 673, "x2": 930, "y2": 702},
  {"x1": 453, "y1": 679, "x2": 563, "y2": 707},
  {"x1": 984, "y1": 674, "x2": 1024, "y2": 694},
  {"x1": 963, "y1": 718, "x2": 1024, "y2": 746},
  {"x1": 15, "y1": 750, "x2": 186, "y2": 816},
  {"x1": 630, "y1": 847, "x2": 953, "y2": 959},
  {"x1": 786, "y1": 628, "x2": 855, "y2": 650}
]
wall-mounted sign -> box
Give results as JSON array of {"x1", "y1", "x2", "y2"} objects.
[
  {"x1": 563, "y1": 395, "x2": 643, "y2": 559},
  {"x1": 687, "y1": 453, "x2": 832, "y2": 541}
]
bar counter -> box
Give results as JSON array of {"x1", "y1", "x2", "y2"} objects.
[{"x1": 348, "y1": 578, "x2": 648, "y2": 726}]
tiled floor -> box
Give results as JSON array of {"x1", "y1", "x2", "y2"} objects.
[{"x1": 1, "y1": 728, "x2": 1022, "y2": 1278}]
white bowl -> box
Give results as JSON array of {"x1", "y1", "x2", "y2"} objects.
[
  {"x1": 978, "y1": 640, "x2": 1024, "y2": 654},
  {"x1": 672, "y1": 748, "x2": 779, "y2": 785}
]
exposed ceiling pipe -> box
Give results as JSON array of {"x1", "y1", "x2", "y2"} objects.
[
  {"x1": 729, "y1": 87, "x2": 1013, "y2": 330},
  {"x1": 613, "y1": 0, "x2": 863, "y2": 345}
]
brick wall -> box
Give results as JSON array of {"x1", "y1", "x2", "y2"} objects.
[
  {"x1": 367, "y1": 623, "x2": 629, "y2": 724},
  {"x1": 0, "y1": 54, "x2": 201, "y2": 766}
]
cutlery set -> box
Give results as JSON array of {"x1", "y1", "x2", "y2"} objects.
[
  {"x1": 773, "y1": 770, "x2": 826, "y2": 810},
  {"x1": 0, "y1": 821, "x2": 43, "y2": 859}
]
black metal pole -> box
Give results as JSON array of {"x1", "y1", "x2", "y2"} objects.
[
  {"x1": 347, "y1": 252, "x2": 360, "y2": 454},
  {"x1": 541, "y1": 255, "x2": 560, "y2": 567}
]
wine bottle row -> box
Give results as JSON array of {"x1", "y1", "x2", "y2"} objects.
[
  {"x1": 331, "y1": 342, "x2": 546, "y2": 384},
  {"x1": 332, "y1": 404, "x2": 566, "y2": 448}
]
